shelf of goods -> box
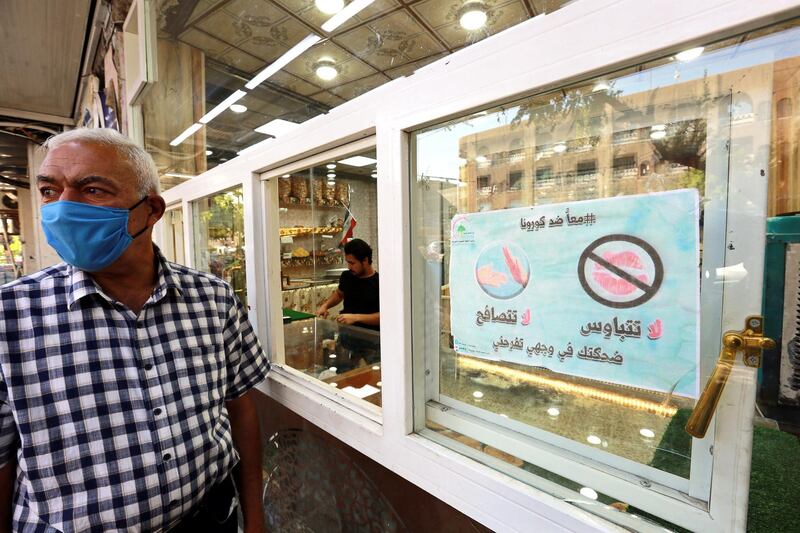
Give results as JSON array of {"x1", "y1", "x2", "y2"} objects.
[{"x1": 279, "y1": 226, "x2": 343, "y2": 237}]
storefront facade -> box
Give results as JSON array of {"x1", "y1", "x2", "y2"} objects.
[{"x1": 153, "y1": 1, "x2": 800, "y2": 530}]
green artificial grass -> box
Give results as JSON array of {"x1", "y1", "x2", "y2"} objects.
[{"x1": 639, "y1": 409, "x2": 800, "y2": 532}]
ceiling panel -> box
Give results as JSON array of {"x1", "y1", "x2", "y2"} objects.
[
  {"x1": 285, "y1": 40, "x2": 378, "y2": 86},
  {"x1": 0, "y1": 0, "x2": 92, "y2": 119}
]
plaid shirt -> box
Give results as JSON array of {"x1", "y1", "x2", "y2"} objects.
[{"x1": 0, "y1": 249, "x2": 269, "y2": 532}]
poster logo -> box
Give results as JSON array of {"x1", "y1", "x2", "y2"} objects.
[
  {"x1": 577, "y1": 234, "x2": 663, "y2": 309},
  {"x1": 475, "y1": 241, "x2": 530, "y2": 299}
]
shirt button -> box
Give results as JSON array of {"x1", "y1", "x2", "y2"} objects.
[
  {"x1": 153, "y1": 408, "x2": 162, "y2": 416},
  {"x1": 144, "y1": 363, "x2": 154, "y2": 371},
  {"x1": 163, "y1": 453, "x2": 172, "y2": 462}
]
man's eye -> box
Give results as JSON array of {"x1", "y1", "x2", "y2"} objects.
[
  {"x1": 40, "y1": 187, "x2": 56, "y2": 197},
  {"x1": 86, "y1": 187, "x2": 104, "y2": 196}
]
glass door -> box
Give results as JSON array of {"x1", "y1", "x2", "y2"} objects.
[{"x1": 411, "y1": 22, "x2": 799, "y2": 531}]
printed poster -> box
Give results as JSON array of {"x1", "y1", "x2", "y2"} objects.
[{"x1": 449, "y1": 189, "x2": 700, "y2": 398}]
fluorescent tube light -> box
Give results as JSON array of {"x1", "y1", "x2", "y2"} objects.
[
  {"x1": 164, "y1": 172, "x2": 197, "y2": 179},
  {"x1": 169, "y1": 123, "x2": 203, "y2": 146},
  {"x1": 199, "y1": 90, "x2": 247, "y2": 124},
  {"x1": 321, "y1": 0, "x2": 375, "y2": 32},
  {"x1": 338, "y1": 155, "x2": 376, "y2": 167},
  {"x1": 254, "y1": 119, "x2": 300, "y2": 137},
  {"x1": 245, "y1": 34, "x2": 321, "y2": 89}
]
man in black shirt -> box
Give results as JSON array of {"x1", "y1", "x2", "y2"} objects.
[{"x1": 316, "y1": 238, "x2": 379, "y2": 330}]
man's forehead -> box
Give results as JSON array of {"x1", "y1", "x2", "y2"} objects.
[{"x1": 40, "y1": 142, "x2": 132, "y2": 182}]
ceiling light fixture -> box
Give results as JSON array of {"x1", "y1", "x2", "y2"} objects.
[
  {"x1": 327, "y1": 172, "x2": 336, "y2": 178},
  {"x1": 199, "y1": 90, "x2": 247, "y2": 124},
  {"x1": 315, "y1": 0, "x2": 344, "y2": 14},
  {"x1": 282, "y1": 174, "x2": 291, "y2": 178},
  {"x1": 579, "y1": 487, "x2": 599, "y2": 500},
  {"x1": 315, "y1": 60, "x2": 338, "y2": 81},
  {"x1": 459, "y1": 2, "x2": 488, "y2": 31},
  {"x1": 321, "y1": 0, "x2": 375, "y2": 32},
  {"x1": 326, "y1": 163, "x2": 336, "y2": 169},
  {"x1": 0, "y1": 154, "x2": 11, "y2": 158},
  {"x1": 170, "y1": 123, "x2": 203, "y2": 147},
  {"x1": 246, "y1": 34, "x2": 322, "y2": 89},
  {"x1": 475, "y1": 155, "x2": 488, "y2": 163},
  {"x1": 338, "y1": 155, "x2": 377, "y2": 167},
  {"x1": 254, "y1": 118, "x2": 300, "y2": 137},
  {"x1": 553, "y1": 142, "x2": 567, "y2": 153},
  {"x1": 205, "y1": 150, "x2": 213, "y2": 156},
  {"x1": 676, "y1": 46, "x2": 704, "y2": 62},
  {"x1": 230, "y1": 104, "x2": 248, "y2": 113},
  {"x1": 650, "y1": 124, "x2": 667, "y2": 140},
  {"x1": 164, "y1": 172, "x2": 197, "y2": 179}
]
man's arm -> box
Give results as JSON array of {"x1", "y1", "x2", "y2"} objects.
[
  {"x1": 227, "y1": 391, "x2": 263, "y2": 533},
  {"x1": 0, "y1": 461, "x2": 14, "y2": 533},
  {"x1": 316, "y1": 288, "x2": 344, "y2": 317},
  {"x1": 336, "y1": 312, "x2": 380, "y2": 326}
]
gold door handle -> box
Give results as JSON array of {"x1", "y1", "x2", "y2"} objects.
[{"x1": 685, "y1": 316, "x2": 776, "y2": 439}]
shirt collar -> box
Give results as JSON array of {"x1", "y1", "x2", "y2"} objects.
[{"x1": 67, "y1": 246, "x2": 184, "y2": 309}]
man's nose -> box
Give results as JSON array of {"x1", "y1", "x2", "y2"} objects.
[{"x1": 58, "y1": 188, "x2": 81, "y2": 203}]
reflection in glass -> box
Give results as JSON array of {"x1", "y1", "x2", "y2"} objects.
[{"x1": 192, "y1": 187, "x2": 247, "y2": 307}]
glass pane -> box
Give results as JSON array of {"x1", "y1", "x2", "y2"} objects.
[
  {"x1": 192, "y1": 187, "x2": 248, "y2": 307},
  {"x1": 277, "y1": 149, "x2": 381, "y2": 405},
  {"x1": 161, "y1": 208, "x2": 185, "y2": 265},
  {"x1": 136, "y1": 1, "x2": 578, "y2": 190},
  {"x1": 411, "y1": 19, "x2": 800, "y2": 522}
]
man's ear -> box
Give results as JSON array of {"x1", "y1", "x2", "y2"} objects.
[{"x1": 146, "y1": 195, "x2": 167, "y2": 225}]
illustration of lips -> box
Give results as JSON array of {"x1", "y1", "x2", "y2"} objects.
[{"x1": 592, "y1": 251, "x2": 649, "y2": 295}]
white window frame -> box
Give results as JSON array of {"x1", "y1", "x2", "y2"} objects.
[{"x1": 157, "y1": 1, "x2": 800, "y2": 530}]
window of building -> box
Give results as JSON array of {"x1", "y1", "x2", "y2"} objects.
[{"x1": 507, "y1": 171, "x2": 524, "y2": 191}]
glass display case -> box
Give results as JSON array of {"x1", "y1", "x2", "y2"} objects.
[{"x1": 270, "y1": 148, "x2": 381, "y2": 404}]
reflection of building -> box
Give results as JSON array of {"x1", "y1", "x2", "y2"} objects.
[{"x1": 458, "y1": 105, "x2": 703, "y2": 213}]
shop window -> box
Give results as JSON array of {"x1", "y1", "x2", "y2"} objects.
[
  {"x1": 192, "y1": 187, "x2": 247, "y2": 307},
  {"x1": 477, "y1": 175, "x2": 490, "y2": 191},
  {"x1": 410, "y1": 22, "x2": 800, "y2": 530},
  {"x1": 273, "y1": 148, "x2": 381, "y2": 406},
  {"x1": 507, "y1": 171, "x2": 523, "y2": 191}
]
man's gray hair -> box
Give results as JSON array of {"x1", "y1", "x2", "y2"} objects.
[{"x1": 41, "y1": 128, "x2": 160, "y2": 195}]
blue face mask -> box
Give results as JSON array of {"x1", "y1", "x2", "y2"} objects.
[{"x1": 41, "y1": 197, "x2": 149, "y2": 272}]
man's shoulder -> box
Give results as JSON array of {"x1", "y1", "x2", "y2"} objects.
[
  {"x1": 166, "y1": 261, "x2": 234, "y2": 293},
  {"x1": 0, "y1": 263, "x2": 70, "y2": 295}
]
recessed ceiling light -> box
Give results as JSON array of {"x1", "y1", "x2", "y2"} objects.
[
  {"x1": 459, "y1": 2, "x2": 488, "y2": 30},
  {"x1": 547, "y1": 407, "x2": 560, "y2": 417},
  {"x1": 0, "y1": 154, "x2": 11, "y2": 158},
  {"x1": 282, "y1": 174, "x2": 291, "y2": 178},
  {"x1": 676, "y1": 46, "x2": 704, "y2": 62},
  {"x1": 639, "y1": 428, "x2": 656, "y2": 439},
  {"x1": 371, "y1": 172, "x2": 377, "y2": 178},
  {"x1": 338, "y1": 155, "x2": 377, "y2": 167},
  {"x1": 205, "y1": 150, "x2": 212, "y2": 156},
  {"x1": 315, "y1": 0, "x2": 344, "y2": 14},
  {"x1": 327, "y1": 172, "x2": 336, "y2": 178},
  {"x1": 587, "y1": 435, "x2": 602, "y2": 445},
  {"x1": 230, "y1": 104, "x2": 247, "y2": 113},
  {"x1": 579, "y1": 487, "x2": 599, "y2": 500},
  {"x1": 326, "y1": 163, "x2": 336, "y2": 169},
  {"x1": 472, "y1": 390, "x2": 484, "y2": 399},
  {"x1": 254, "y1": 118, "x2": 300, "y2": 137},
  {"x1": 315, "y1": 60, "x2": 338, "y2": 81}
]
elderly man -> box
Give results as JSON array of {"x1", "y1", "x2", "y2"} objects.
[{"x1": 0, "y1": 129, "x2": 269, "y2": 532}]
